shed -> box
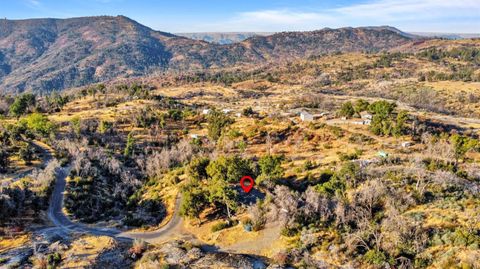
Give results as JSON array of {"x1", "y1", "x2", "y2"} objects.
[
  {"x1": 401, "y1": 141, "x2": 413, "y2": 148},
  {"x1": 360, "y1": 111, "x2": 373, "y2": 120},
  {"x1": 300, "y1": 111, "x2": 314, "y2": 122}
]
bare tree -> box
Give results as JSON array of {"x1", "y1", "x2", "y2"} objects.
[
  {"x1": 303, "y1": 186, "x2": 336, "y2": 222},
  {"x1": 269, "y1": 185, "x2": 300, "y2": 227}
]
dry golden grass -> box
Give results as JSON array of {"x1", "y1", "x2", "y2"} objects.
[
  {"x1": 61, "y1": 236, "x2": 118, "y2": 268},
  {"x1": 406, "y1": 198, "x2": 480, "y2": 230},
  {"x1": 48, "y1": 95, "x2": 156, "y2": 122},
  {"x1": 0, "y1": 234, "x2": 29, "y2": 253}
]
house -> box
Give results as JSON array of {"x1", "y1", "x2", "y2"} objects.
[
  {"x1": 300, "y1": 111, "x2": 314, "y2": 122},
  {"x1": 353, "y1": 119, "x2": 371, "y2": 125},
  {"x1": 190, "y1": 134, "x2": 199, "y2": 139},
  {"x1": 401, "y1": 141, "x2": 413, "y2": 148},
  {"x1": 360, "y1": 111, "x2": 373, "y2": 120},
  {"x1": 202, "y1": 109, "x2": 211, "y2": 115},
  {"x1": 222, "y1": 109, "x2": 232, "y2": 114},
  {"x1": 235, "y1": 112, "x2": 242, "y2": 118}
]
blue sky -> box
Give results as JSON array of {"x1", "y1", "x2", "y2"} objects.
[{"x1": 2, "y1": 0, "x2": 479, "y2": 33}]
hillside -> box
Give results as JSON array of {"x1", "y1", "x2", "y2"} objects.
[
  {"x1": 1, "y1": 35, "x2": 480, "y2": 268},
  {"x1": 0, "y1": 16, "x2": 415, "y2": 93}
]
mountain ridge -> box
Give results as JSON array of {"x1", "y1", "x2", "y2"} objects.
[{"x1": 0, "y1": 16, "x2": 415, "y2": 93}]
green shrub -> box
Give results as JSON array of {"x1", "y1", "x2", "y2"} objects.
[
  {"x1": 19, "y1": 113, "x2": 55, "y2": 137},
  {"x1": 364, "y1": 249, "x2": 388, "y2": 266},
  {"x1": 339, "y1": 101, "x2": 355, "y2": 118},
  {"x1": 211, "y1": 220, "x2": 237, "y2": 232},
  {"x1": 207, "y1": 109, "x2": 234, "y2": 141},
  {"x1": 303, "y1": 160, "x2": 314, "y2": 171}
]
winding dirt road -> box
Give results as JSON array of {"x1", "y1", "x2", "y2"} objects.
[
  {"x1": 46, "y1": 164, "x2": 188, "y2": 243},
  {"x1": 39, "y1": 140, "x2": 282, "y2": 257},
  {"x1": 45, "y1": 158, "x2": 282, "y2": 255}
]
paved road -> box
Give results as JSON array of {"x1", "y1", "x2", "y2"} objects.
[
  {"x1": 46, "y1": 164, "x2": 186, "y2": 243},
  {"x1": 40, "y1": 142, "x2": 284, "y2": 256},
  {"x1": 47, "y1": 165, "x2": 125, "y2": 237},
  {"x1": 118, "y1": 195, "x2": 185, "y2": 241},
  {"x1": 45, "y1": 160, "x2": 282, "y2": 254}
]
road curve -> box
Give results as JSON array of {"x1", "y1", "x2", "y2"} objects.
[
  {"x1": 44, "y1": 145, "x2": 281, "y2": 253},
  {"x1": 47, "y1": 163, "x2": 186, "y2": 243}
]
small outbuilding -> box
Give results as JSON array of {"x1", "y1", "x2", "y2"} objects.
[
  {"x1": 401, "y1": 141, "x2": 413, "y2": 148},
  {"x1": 360, "y1": 111, "x2": 373, "y2": 120},
  {"x1": 300, "y1": 111, "x2": 314, "y2": 122},
  {"x1": 202, "y1": 109, "x2": 211, "y2": 115}
]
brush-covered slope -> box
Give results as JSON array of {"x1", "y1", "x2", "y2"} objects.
[{"x1": 0, "y1": 16, "x2": 414, "y2": 93}]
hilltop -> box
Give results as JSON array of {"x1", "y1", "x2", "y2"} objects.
[{"x1": 0, "y1": 16, "x2": 415, "y2": 93}]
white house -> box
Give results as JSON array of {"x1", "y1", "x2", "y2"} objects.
[
  {"x1": 360, "y1": 111, "x2": 373, "y2": 120},
  {"x1": 222, "y1": 109, "x2": 232, "y2": 114},
  {"x1": 190, "y1": 134, "x2": 199, "y2": 139},
  {"x1": 235, "y1": 112, "x2": 242, "y2": 118},
  {"x1": 202, "y1": 109, "x2": 211, "y2": 115},
  {"x1": 300, "y1": 111, "x2": 314, "y2": 122}
]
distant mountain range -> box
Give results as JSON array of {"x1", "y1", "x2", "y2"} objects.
[
  {"x1": 0, "y1": 16, "x2": 415, "y2": 93},
  {"x1": 177, "y1": 32, "x2": 273, "y2": 45},
  {"x1": 180, "y1": 30, "x2": 479, "y2": 44},
  {"x1": 411, "y1": 32, "x2": 480, "y2": 40}
]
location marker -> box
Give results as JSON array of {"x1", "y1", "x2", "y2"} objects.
[{"x1": 240, "y1": 176, "x2": 254, "y2": 193}]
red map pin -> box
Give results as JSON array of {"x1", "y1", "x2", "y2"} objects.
[{"x1": 240, "y1": 176, "x2": 254, "y2": 193}]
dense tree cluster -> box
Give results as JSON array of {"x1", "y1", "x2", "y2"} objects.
[
  {"x1": 368, "y1": 101, "x2": 408, "y2": 136},
  {"x1": 418, "y1": 47, "x2": 480, "y2": 64},
  {"x1": 207, "y1": 109, "x2": 234, "y2": 141},
  {"x1": 180, "y1": 154, "x2": 284, "y2": 220}
]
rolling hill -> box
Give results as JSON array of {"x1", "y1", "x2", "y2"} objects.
[{"x1": 0, "y1": 16, "x2": 415, "y2": 93}]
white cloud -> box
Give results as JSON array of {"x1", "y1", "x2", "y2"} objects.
[
  {"x1": 238, "y1": 9, "x2": 333, "y2": 25},
  {"x1": 26, "y1": 0, "x2": 41, "y2": 7},
  {"x1": 189, "y1": 0, "x2": 480, "y2": 33},
  {"x1": 337, "y1": 0, "x2": 480, "y2": 20}
]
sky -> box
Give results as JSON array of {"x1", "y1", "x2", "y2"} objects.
[{"x1": 1, "y1": 0, "x2": 479, "y2": 33}]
